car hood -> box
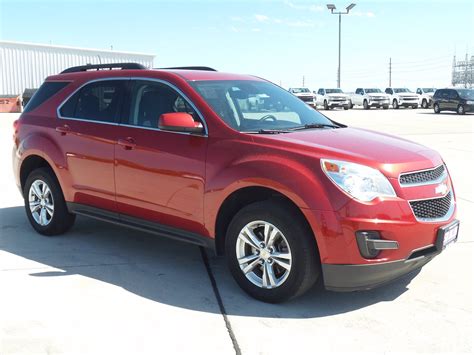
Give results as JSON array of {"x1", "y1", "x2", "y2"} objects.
[
  {"x1": 262, "y1": 127, "x2": 442, "y2": 178},
  {"x1": 397, "y1": 92, "x2": 417, "y2": 97},
  {"x1": 295, "y1": 93, "x2": 314, "y2": 97}
]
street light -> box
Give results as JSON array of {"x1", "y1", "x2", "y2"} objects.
[{"x1": 326, "y1": 3, "x2": 356, "y2": 88}]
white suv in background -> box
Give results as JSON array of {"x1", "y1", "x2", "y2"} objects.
[
  {"x1": 416, "y1": 88, "x2": 436, "y2": 109},
  {"x1": 288, "y1": 87, "x2": 316, "y2": 108},
  {"x1": 315, "y1": 88, "x2": 351, "y2": 110},
  {"x1": 350, "y1": 88, "x2": 390, "y2": 109},
  {"x1": 385, "y1": 87, "x2": 419, "y2": 109}
]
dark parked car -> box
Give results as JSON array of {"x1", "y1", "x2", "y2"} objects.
[{"x1": 433, "y1": 88, "x2": 474, "y2": 115}]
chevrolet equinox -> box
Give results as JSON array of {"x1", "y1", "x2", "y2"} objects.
[{"x1": 12, "y1": 63, "x2": 459, "y2": 303}]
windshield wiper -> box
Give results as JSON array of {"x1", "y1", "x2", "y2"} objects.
[
  {"x1": 246, "y1": 129, "x2": 291, "y2": 134},
  {"x1": 289, "y1": 123, "x2": 339, "y2": 131}
]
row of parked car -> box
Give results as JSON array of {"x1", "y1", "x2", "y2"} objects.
[{"x1": 288, "y1": 87, "x2": 473, "y2": 114}]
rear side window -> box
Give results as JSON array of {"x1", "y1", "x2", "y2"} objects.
[
  {"x1": 23, "y1": 81, "x2": 70, "y2": 113},
  {"x1": 59, "y1": 80, "x2": 125, "y2": 123}
]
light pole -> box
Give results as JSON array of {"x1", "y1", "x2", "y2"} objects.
[{"x1": 326, "y1": 3, "x2": 356, "y2": 88}]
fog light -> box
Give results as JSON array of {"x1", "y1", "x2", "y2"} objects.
[{"x1": 356, "y1": 231, "x2": 399, "y2": 259}]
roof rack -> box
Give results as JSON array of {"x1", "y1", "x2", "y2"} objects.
[
  {"x1": 157, "y1": 66, "x2": 217, "y2": 72},
  {"x1": 61, "y1": 62, "x2": 146, "y2": 74}
]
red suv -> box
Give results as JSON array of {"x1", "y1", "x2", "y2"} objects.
[{"x1": 12, "y1": 63, "x2": 459, "y2": 303}]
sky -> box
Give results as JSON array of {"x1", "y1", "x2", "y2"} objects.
[{"x1": 1, "y1": 0, "x2": 473, "y2": 91}]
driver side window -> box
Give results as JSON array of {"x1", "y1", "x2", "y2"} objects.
[{"x1": 126, "y1": 80, "x2": 200, "y2": 128}]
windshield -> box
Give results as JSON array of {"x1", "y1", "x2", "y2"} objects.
[
  {"x1": 457, "y1": 89, "x2": 474, "y2": 99},
  {"x1": 290, "y1": 88, "x2": 310, "y2": 93},
  {"x1": 190, "y1": 80, "x2": 336, "y2": 132},
  {"x1": 365, "y1": 88, "x2": 382, "y2": 93},
  {"x1": 394, "y1": 88, "x2": 412, "y2": 93},
  {"x1": 422, "y1": 88, "x2": 436, "y2": 93},
  {"x1": 326, "y1": 89, "x2": 343, "y2": 94}
]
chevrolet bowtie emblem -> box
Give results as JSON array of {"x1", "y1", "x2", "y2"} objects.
[{"x1": 435, "y1": 183, "x2": 448, "y2": 195}]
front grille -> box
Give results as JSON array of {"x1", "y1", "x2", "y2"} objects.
[
  {"x1": 300, "y1": 96, "x2": 313, "y2": 102},
  {"x1": 409, "y1": 192, "x2": 452, "y2": 220},
  {"x1": 401, "y1": 97, "x2": 418, "y2": 101},
  {"x1": 400, "y1": 165, "x2": 446, "y2": 186}
]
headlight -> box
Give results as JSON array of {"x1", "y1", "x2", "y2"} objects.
[
  {"x1": 467, "y1": 100, "x2": 474, "y2": 105},
  {"x1": 321, "y1": 159, "x2": 396, "y2": 202}
]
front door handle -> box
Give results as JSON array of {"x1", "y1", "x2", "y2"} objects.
[
  {"x1": 55, "y1": 125, "x2": 71, "y2": 135},
  {"x1": 117, "y1": 137, "x2": 136, "y2": 150}
]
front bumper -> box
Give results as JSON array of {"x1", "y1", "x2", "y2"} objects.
[
  {"x1": 368, "y1": 100, "x2": 389, "y2": 107},
  {"x1": 322, "y1": 218, "x2": 458, "y2": 291},
  {"x1": 328, "y1": 101, "x2": 350, "y2": 108},
  {"x1": 399, "y1": 100, "x2": 418, "y2": 107},
  {"x1": 323, "y1": 246, "x2": 436, "y2": 291}
]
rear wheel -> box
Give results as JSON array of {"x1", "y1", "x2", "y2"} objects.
[
  {"x1": 393, "y1": 99, "x2": 399, "y2": 109},
  {"x1": 225, "y1": 201, "x2": 320, "y2": 303},
  {"x1": 457, "y1": 104, "x2": 465, "y2": 115},
  {"x1": 363, "y1": 100, "x2": 369, "y2": 110},
  {"x1": 24, "y1": 167, "x2": 75, "y2": 236},
  {"x1": 434, "y1": 103, "x2": 440, "y2": 114}
]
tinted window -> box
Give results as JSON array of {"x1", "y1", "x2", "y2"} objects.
[
  {"x1": 448, "y1": 90, "x2": 458, "y2": 99},
  {"x1": 60, "y1": 80, "x2": 125, "y2": 122},
  {"x1": 127, "y1": 80, "x2": 201, "y2": 128},
  {"x1": 24, "y1": 81, "x2": 69, "y2": 113}
]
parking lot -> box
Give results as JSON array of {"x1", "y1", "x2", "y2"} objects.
[{"x1": 0, "y1": 108, "x2": 472, "y2": 354}]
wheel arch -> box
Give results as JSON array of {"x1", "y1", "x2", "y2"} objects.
[{"x1": 214, "y1": 186, "x2": 317, "y2": 256}]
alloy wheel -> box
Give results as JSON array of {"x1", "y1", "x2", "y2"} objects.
[
  {"x1": 235, "y1": 221, "x2": 292, "y2": 289},
  {"x1": 28, "y1": 179, "x2": 54, "y2": 226}
]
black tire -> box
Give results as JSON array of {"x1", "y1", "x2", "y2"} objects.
[
  {"x1": 383, "y1": 105, "x2": 389, "y2": 109},
  {"x1": 422, "y1": 99, "x2": 428, "y2": 109},
  {"x1": 323, "y1": 100, "x2": 329, "y2": 110},
  {"x1": 457, "y1": 104, "x2": 465, "y2": 115},
  {"x1": 349, "y1": 101, "x2": 354, "y2": 109},
  {"x1": 412, "y1": 105, "x2": 418, "y2": 109},
  {"x1": 24, "y1": 167, "x2": 75, "y2": 236},
  {"x1": 434, "y1": 103, "x2": 440, "y2": 114},
  {"x1": 225, "y1": 200, "x2": 320, "y2": 303},
  {"x1": 363, "y1": 100, "x2": 369, "y2": 110},
  {"x1": 343, "y1": 105, "x2": 349, "y2": 110},
  {"x1": 393, "y1": 99, "x2": 399, "y2": 109}
]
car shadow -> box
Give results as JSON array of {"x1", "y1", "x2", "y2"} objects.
[{"x1": 0, "y1": 206, "x2": 419, "y2": 319}]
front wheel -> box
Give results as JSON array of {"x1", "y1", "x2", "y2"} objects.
[
  {"x1": 383, "y1": 105, "x2": 389, "y2": 109},
  {"x1": 323, "y1": 100, "x2": 329, "y2": 110},
  {"x1": 412, "y1": 104, "x2": 418, "y2": 109},
  {"x1": 422, "y1": 99, "x2": 428, "y2": 109},
  {"x1": 225, "y1": 201, "x2": 320, "y2": 303},
  {"x1": 434, "y1": 103, "x2": 440, "y2": 114},
  {"x1": 363, "y1": 100, "x2": 369, "y2": 110},
  {"x1": 457, "y1": 104, "x2": 465, "y2": 115},
  {"x1": 24, "y1": 167, "x2": 76, "y2": 236},
  {"x1": 393, "y1": 99, "x2": 399, "y2": 109}
]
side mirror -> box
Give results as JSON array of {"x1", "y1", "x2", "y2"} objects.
[{"x1": 158, "y1": 112, "x2": 204, "y2": 134}]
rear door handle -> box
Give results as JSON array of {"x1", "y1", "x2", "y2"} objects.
[
  {"x1": 117, "y1": 137, "x2": 136, "y2": 150},
  {"x1": 55, "y1": 125, "x2": 71, "y2": 135}
]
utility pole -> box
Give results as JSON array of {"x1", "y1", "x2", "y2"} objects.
[
  {"x1": 389, "y1": 57, "x2": 392, "y2": 87},
  {"x1": 326, "y1": 3, "x2": 357, "y2": 88}
]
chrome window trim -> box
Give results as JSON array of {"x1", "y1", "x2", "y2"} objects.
[
  {"x1": 398, "y1": 164, "x2": 447, "y2": 187},
  {"x1": 56, "y1": 76, "x2": 208, "y2": 137},
  {"x1": 408, "y1": 190, "x2": 455, "y2": 223}
]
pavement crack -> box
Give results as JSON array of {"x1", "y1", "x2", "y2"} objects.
[{"x1": 200, "y1": 247, "x2": 241, "y2": 355}]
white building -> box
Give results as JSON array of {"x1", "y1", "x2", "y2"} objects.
[{"x1": 0, "y1": 41, "x2": 156, "y2": 95}]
